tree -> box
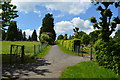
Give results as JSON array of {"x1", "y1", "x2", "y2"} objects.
[
  {"x1": 2, "y1": 30, "x2": 6, "y2": 41},
  {"x1": 73, "y1": 27, "x2": 79, "y2": 38},
  {"x1": 40, "y1": 13, "x2": 56, "y2": 43},
  {"x1": 57, "y1": 34, "x2": 64, "y2": 40},
  {"x1": 23, "y1": 31, "x2": 27, "y2": 41},
  {"x1": 31, "y1": 30, "x2": 37, "y2": 41},
  {"x1": 6, "y1": 21, "x2": 18, "y2": 41},
  {"x1": 17, "y1": 29, "x2": 23, "y2": 41},
  {"x1": 28, "y1": 35, "x2": 31, "y2": 41},
  {"x1": 40, "y1": 33, "x2": 50, "y2": 43},
  {"x1": 81, "y1": 34, "x2": 90, "y2": 45},
  {"x1": 1, "y1": 2, "x2": 18, "y2": 30},
  {"x1": 114, "y1": 30, "x2": 120, "y2": 41},
  {"x1": 89, "y1": 30, "x2": 100, "y2": 43},
  {"x1": 64, "y1": 34, "x2": 68, "y2": 40},
  {"x1": 78, "y1": 31, "x2": 86, "y2": 39},
  {"x1": 90, "y1": 2, "x2": 120, "y2": 42}
]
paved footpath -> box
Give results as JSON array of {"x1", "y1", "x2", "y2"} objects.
[{"x1": 2, "y1": 45, "x2": 90, "y2": 79}]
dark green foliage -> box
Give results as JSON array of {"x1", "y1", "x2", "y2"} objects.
[
  {"x1": 40, "y1": 13, "x2": 56, "y2": 44},
  {"x1": 114, "y1": 30, "x2": 120, "y2": 41},
  {"x1": 89, "y1": 30, "x2": 100, "y2": 43},
  {"x1": 17, "y1": 29, "x2": 23, "y2": 41},
  {"x1": 73, "y1": 27, "x2": 79, "y2": 38},
  {"x1": 32, "y1": 30, "x2": 37, "y2": 41},
  {"x1": 23, "y1": 31, "x2": 27, "y2": 41},
  {"x1": 81, "y1": 34, "x2": 90, "y2": 45},
  {"x1": 2, "y1": 30, "x2": 6, "y2": 41},
  {"x1": 90, "y1": 2, "x2": 120, "y2": 42},
  {"x1": 94, "y1": 39, "x2": 120, "y2": 75},
  {"x1": 57, "y1": 34, "x2": 64, "y2": 40},
  {"x1": 1, "y1": 2, "x2": 18, "y2": 30},
  {"x1": 6, "y1": 21, "x2": 18, "y2": 41},
  {"x1": 64, "y1": 34, "x2": 68, "y2": 40},
  {"x1": 28, "y1": 35, "x2": 31, "y2": 41}
]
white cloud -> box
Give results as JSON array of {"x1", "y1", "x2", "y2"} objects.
[
  {"x1": 23, "y1": 27, "x2": 41, "y2": 40},
  {"x1": 110, "y1": 24, "x2": 120, "y2": 37},
  {"x1": 55, "y1": 14, "x2": 64, "y2": 18},
  {"x1": 55, "y1": 17, "x2": 94, "y2": 34},
  {"x1": 0, "y1": 9, "x2": 2, "y2": 13},
  {"x1": 33, "y1": 10, "x2": 41, "y2": 14},
  {"x1": 55, "y1": 21, "x2": 73, "y2": 33},
  {"x1": 42, "y1": 2, "x2": 91, "y2": 15},
  {"x1": 11, "y1": 0, "x2": 91, "y2": 15},
  {"x1": 23, "y1": 29, "x2": 33, "y2": 38},
  {"x1": 71, "y1": 17, "x2": 91, "y2": 30}
]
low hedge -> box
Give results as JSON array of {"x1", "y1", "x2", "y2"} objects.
[
  {"x1": 94, "y1": 39, "x2": 120, "y2": 75},
  {"x1": 57, "y1": 39, "x2": 80, "y2": 51}
]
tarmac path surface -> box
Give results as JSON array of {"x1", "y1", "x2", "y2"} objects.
[{"x1": 2, "y1": 45, "x2": 90, "y2": 79}]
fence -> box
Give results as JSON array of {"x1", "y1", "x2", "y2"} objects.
[
  {"x1": 34, "y1": 43, "x2": 48, "y2": 54},
  {"x1": 10, "y1": 45, "x2": 24, "y2": 64},
  {"x1": 75, "y1": 44, "x2": 93, "y2": 60}
]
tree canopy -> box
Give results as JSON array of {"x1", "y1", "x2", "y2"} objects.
[
  {"x1": 1, "y1": 2, "x2": 18, "y2": 30},
  {"x1": 90, "y1": 2, "x2": 120, "y2": 42},
  {"x1": 40, "y1": 13, "x2": 56, "y2": 44}
]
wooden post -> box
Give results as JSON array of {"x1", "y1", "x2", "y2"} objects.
[
  {"x1": 90, "y1": 44, "x2": 93, "y2": 60},
  {"x1": 81, "y1": 45, "x2": 83, "y2": 57},
  {"x1": 34, "y1": 45, "x2": 36, "y2": 54},
  {"x1": 10, "y1": 45, "x2": 13, "y2": 65},
  {"x1": 21, "y1": 46, "x2": 24, "y2": 63}
]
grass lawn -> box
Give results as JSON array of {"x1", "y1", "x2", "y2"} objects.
[
  {"x1": 1, "y1": 41, "x2": 41, "y2": 54},
  {"x1": 1, "y1": 41, "x2": 51, "y2": 64},
  {"x1": 61, "y1": 61, "x2": 120, "y2": 79},
  {"x1": 58, "y1": 44, "x2": 91, "y2": 56}
]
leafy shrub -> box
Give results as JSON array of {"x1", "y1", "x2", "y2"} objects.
[
  {"x1": 57, "y1": 39, "x2": 80, "y2": 51},
  {"x1": 94, "y1": 39, "x2": 120, "y2": 75}
]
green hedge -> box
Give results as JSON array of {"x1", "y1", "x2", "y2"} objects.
[
  {"x1": 94, "y1": 39, "x2": 120, "y2": 75},
  {"x1": 57, "y1": 39, "x2": 80, "y2": 51}
]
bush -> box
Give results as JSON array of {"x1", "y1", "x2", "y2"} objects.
[
  {"x1": 94, "y1": 39, "x2": 120, "y2": 75},
  {"x1": 57, "y1": 39, "x2": 80, "y2": 52}
]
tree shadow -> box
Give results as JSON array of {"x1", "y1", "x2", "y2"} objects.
[{"x1": 2, "y1": 56, "x2": 51, "y2": 79}]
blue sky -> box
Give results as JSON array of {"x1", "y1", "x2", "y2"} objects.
[{"x1": 11, "y1": 0, "x2": 119, "y2": 39}]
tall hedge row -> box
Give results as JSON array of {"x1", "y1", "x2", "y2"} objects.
[
  {"x1": 94, "y1": 39, "x2": 120, "y2": 75},
  {"x1": 57, "y1": 39, "x2": 80, "y2": 51}
]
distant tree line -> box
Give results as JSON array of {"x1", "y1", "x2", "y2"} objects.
[
  {"x1": 57, "y1": 27, "x2": 120, "y2": 45},
  {"x1": 1, "y1": 2, "x2": 38, "y2": 41}
]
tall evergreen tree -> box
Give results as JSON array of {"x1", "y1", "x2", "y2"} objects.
[
  {"x1": 6, "y1": 21, "x2": 18, "y2": 41},
  {"x1": 40, "y1": 13, "x2": 56, "y2": 43},
  {"x1": 23, "y1": 31, "x2": 27, "y2": 41},
  {"x1": 32, "y1": 30, "x2": 37, "y2": 41},
  {"x1": 2, "y1": 30, "x2": 6, "y2": 41},
  {"x1": 28, "y1": 35, "x2": 31, "y2": 41},
  {"x1": 1, "y1": 2, "x2": 18, "y2": 30},
  {"x1": 17, "y1": 29, "x2": 23, "y2": 41}
]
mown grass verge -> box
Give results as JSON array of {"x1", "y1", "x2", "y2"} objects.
[
  {"x1": 61, "y1": 61, "x2": 120, "y2": 79},
  {"x1": 31, "y1": 45, "x2": 51, "y2": 59},
  {"x1": 58, "y1": 44, "x2": 89, "y2": 56}
]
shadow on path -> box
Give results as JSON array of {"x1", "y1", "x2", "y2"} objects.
[{"x1": 2, "y1": 59, "x2": 51, "y2": 79}]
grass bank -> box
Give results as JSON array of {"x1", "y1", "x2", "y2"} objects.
[
  {"x1": 61, "y1": 61, "x2": 120, "y2": 79},
  {"x1": 31, "y1": 45, "x2": 51, "y2": 59},
  {"x1": 58, "y1": 44, "x2": 90, "y2": 56}
]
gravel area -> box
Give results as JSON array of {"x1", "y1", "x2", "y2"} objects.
[{"x1": 2, "y1": 45, "x2": 90, "y2": 79}]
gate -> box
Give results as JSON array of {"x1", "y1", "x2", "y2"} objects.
[{"x1": 10, "y1": 45, "x2": 24, "y2": 64}]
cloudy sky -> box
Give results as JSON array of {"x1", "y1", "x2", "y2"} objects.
[{"x1": 11, "y1": 0, "x2": 119, "y2": 38}]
